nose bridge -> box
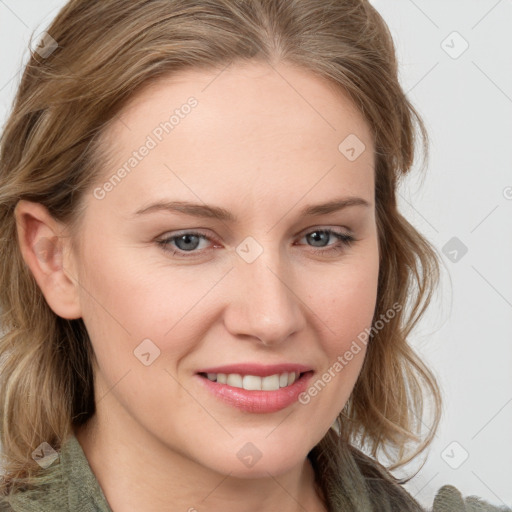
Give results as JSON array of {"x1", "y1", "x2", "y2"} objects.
[{"x1": 227, "y1": 240, "x2": 304, "y2": 344}]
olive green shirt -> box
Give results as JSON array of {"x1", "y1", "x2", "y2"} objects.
[{"x1": 0, "y1": 435, "x2": 509, "y2": 511}]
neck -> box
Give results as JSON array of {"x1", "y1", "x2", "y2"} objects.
[{"x1": 74, "y1": 411, "x2": 327, "y2": 512}]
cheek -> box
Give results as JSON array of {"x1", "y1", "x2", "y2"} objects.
[
  {"x1": 298, "y1": 249, "x2": 379, "y2": 412},
  {"x1": 75, "y1": 242, "x2": 223, "y2": 367},
  {"x1": 311, "y1": 253, "x2": 379, "y2": 350},
  {"x1": 322, "y1": 282, "x2": 376, "y2": 383}
]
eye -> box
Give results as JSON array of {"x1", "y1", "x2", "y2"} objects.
[
  {"x1": 298, "y1": 229, "x2": 356, "y2": 255},
  {"x1": 156, "y1": 228, "x2": 356, "y2": 258},
  {"x1": 157, "y1": 230, "x2": 214, "y2": 257}
]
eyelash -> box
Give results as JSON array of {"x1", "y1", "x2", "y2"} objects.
[{"x1": 156, "y1": 229, "x2": 356, "y2": 258}]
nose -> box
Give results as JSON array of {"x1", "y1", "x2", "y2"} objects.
[{"x1": 223, "y1": 247, "x2": 306, "y2": 346}]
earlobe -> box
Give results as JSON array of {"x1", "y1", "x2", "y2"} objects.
[{"x1": 14, "y1": 200, "x2": 82, "y2": 320}]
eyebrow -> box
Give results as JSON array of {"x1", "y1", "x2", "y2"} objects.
[{"x1": 134, "y1": 196, "x2": 371, "y2": 221}]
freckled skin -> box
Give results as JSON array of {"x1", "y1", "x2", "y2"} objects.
[{"x1": 68, "y1": 61, "x2": 379, "y2": 511}]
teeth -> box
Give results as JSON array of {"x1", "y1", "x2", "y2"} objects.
[
  {"x1": 205, "y1": 371, "x2": 300, "y2": 390},
  {"x1": 243, "y1": 375, "x2": 262, "y2": 390},
  {"x1": 261, "y1": 374, "x2": 280, "y2": 391},
  {"x1": 226, "y1": 374, "x2": 242, "y2": 388}
]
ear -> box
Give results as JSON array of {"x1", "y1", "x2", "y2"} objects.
[{"x1": 14, "y1": 200, "x2": 82, "y2": 320}]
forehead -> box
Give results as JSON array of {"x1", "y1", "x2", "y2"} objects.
[{"x1": 94, "y1": 61, "x2": 375, "y2": 215}]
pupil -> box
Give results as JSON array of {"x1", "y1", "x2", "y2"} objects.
[
  {"x1": 176, "y1": 234, "x2": 200, "y2": 251},
  {"x1": 309, "y1": 231, "x2": 328, "y2": 247}
]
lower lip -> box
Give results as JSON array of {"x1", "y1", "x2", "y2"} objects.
[{"x1": 196, "y1": 372, "x2": 314, "y2": 413}]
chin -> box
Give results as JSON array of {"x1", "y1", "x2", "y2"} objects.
[{"x1": 189, "y1": 434, "x2": 314, "y2": 479}]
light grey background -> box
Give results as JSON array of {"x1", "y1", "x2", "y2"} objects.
[{"x1": 1, "y1": 0, "x2": 511, "y2": 508}]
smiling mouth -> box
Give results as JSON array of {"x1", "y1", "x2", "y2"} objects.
[{"x1": 198, "y1": 371, "x2": 310, "y2": 391}]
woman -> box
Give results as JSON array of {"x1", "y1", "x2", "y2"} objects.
[{"x1": 0, "y1": 1, "x2": 508, "y2": 511}]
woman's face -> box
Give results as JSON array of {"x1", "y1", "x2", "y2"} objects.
[{"x1": 70, "y1": 61, "x2": 379, "y2": 477}]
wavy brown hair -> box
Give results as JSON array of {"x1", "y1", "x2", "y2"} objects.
[{"x1": 0, "y1": 0, "x2": 441, "y2": 509}]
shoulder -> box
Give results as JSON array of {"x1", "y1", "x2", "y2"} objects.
[
  {"x1": 0, "y1": 466, "x2": 67, "y2": 512},
  {"x1": 433, "y1": 485, "x2": 512, "y2": 512},
  {"x1": 0, "y1": 434, "x2": 111, "y2": 511},
  {"x1": 0, "y1": 497, "x2": 13, "y2": 511},
  {"x1": 349, "y1": 448, "x2": 511, "y2": 512}
]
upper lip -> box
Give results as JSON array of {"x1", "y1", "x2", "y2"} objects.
[{"x1": 196, "y1": 363, "x2": 313, "y2": 377}]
